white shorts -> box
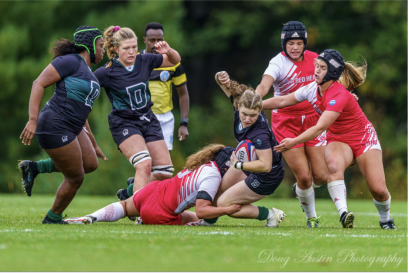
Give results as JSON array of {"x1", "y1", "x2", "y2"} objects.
[{"x1": 155, "y1": 111, "x2": 175, "y2": 150}]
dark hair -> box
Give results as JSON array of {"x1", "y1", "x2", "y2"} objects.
[
  {"x1": 50, "y1": 39, "x2": 86, "y2": 59},
  {"x1": 144, "y1": 22, "x2": 164, "y2": 36}
]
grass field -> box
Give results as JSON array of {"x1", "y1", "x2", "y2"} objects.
[{"x1": 0, "y1": 194, "x2": 407, "y2": 272}]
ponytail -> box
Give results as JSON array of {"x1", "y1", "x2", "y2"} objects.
[
  {"x1": 184, "y1": 144, "x2": 225, "y2": 171},
  {"x1": 338, "y1": 60, "x2": 367, "y2": 91}
]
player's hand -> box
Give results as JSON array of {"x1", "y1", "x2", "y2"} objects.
[
  {"x1": 226, "y1": 204, "x2": 242, "y2": 215},
  {"x1": 274, "y1": 138, "x2": 296, "y2": 153},
  {"x1": 178, "y1": 126, "x2": 189, "y2": 141},
  {"x1": 216, "y1": 71, "x2": 230, "y2": 85},
  {"x1": 351, "y1": 92, "x2": 359, "y2": 101},
  {"x1": 95, "y1": 146, "x2": 108, "y2": 161},
  {"x1": 20, "y1": 120, "x2": 37, "y2": 145},
  {"x1": 230, "y1": 151, "x2": 238, "y2": 164},
  {"x1": 154, "y1": 41, "x2": 171, "y2": 55}
]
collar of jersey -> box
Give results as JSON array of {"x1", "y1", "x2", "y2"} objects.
[
  {"x1": 76, "y1": 54, "x2": 92, "y2": 71},
  {"x1": 113, "y1": 57, "x2": 136, "y2": 72}
]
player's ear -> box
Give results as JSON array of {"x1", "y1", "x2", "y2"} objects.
[{"x1": 114, "y1": 47, "x2": 119, "y2": 54}]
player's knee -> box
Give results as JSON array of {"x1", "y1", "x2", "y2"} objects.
[
  {"x1": 326, "y1": 159, "x2": 342, "y2": 176},
  {"x1": 67, "y1": 173, "x2": 85, "y2": 189},
  {"x1": 129, "y1": 151, "x2": 152, "y2": 175},
  {"x1": 84, "y1": 160, "x2": 98, "y2": 174},
  {"x1": 312, "y1": 172, "x2": 328, "y2": 185},
  {"x1": 295, "y1": 173, "x2": 311, "y2": 186},
  {"x1": 370, "y1": 185, "x2": 389, "y2": 200}
]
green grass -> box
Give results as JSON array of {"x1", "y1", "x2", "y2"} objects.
[{"x1": 0, "y1": 194, "x2": 407, "y2": 272}]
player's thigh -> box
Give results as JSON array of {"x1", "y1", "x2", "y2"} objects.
[
  {"x1": 77, "y1": 129, "x2": 98, "y2": 173},
  {"x1": 282, "y1": 147, "x2": 311, "y2": 187},
  {"x1": 325, "y1": 142, "x2": 354, "y2": 178},
  {"x1": 146, "y1": 140, "x2": 172, "y2": 166},
  {"x1": 217, "y1": 180, "x2": 264, "y2": 206},
  {"x1": 305, "y1": 145, "x2": 328, "y2": 185},
  {"x1": 355, "y1": 149, "x2": 388, "y2": 197},
  {"x1": 181, "y1": 211, "x2": 200, "y2": 224},
  {"x1": 219, "y1": 166, "x2": 247, "y2": 193},
  {"x1": 45, "y1": 138, "x2": 84, "y2": 180},
  {"x1": 119, "y1": 134, "x2": 149, "y2": 160}
]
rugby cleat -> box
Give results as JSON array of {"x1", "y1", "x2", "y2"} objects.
[
  {"x1": 307, "y1": 216, "x2": 320, "y2": 228},
  {"x1": 265, "y1": 207, "x2": 286, "y2": 228},
  {"x1": 134, "y1": 217, "x2": 144, "y2": 225},
  {"x1": 64, "y1": 216, "x2": 94, "y2": 225},
  {"x1": 184, "y1": 219, "x2": 214, "y2": 227},
  {"x1": 42, "y1": 216, "x2": 69, "y2": 225},
  {"x1": 19, "y1": 160, "x2": 38, "y2": 197},
  {"x1": 340, "y1": 211, "x2": 354, "y2": 228},
  {"x1": 116, "y1": 188, "x2": 129, "y2": 201},
  {"x1": 380, "y1": 218, "x2": 396, "y2": 229}
]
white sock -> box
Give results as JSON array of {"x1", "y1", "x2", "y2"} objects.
[
  {"x1": 89, "y1": 202, "x2": 125, "y2": 222},
  {"x1": 327, "y1": 180, "x2": 348, "y2": 216},
  {"x1": 373, "y1": 195, "x2": 391, "y2": 222},
  {"x1": 296, "y1": 185, "x2": 317, "y2": 219}
]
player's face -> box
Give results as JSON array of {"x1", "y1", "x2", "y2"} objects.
[
  {"x1": 286, "y1": 39, "x2": 304, "y2": 61},
  {"x1": 94, "y1": 37, "x2": 105, "y2": 64},
  {"x1": 115, "y1": 38, "x2": 138, "y2": 66},
  {"x1": 314, "y1": 59, "x2": 328, "y2": 84},
  {"x1": 238, "y1": 106, "x2": 261, "y2": 128},
  {"x1": 143, "y1": 29, "x2": 164, "y2": 54}
]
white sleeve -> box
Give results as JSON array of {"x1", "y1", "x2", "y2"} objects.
[
  {"x1": 263, "y1": 56, "x2": 282, "y2": 81},
  {"x1": 294, "y1": 82, "x2": 317, "y2": 102},
  {"x1": 197, "y1": 166, "x2": 222, "y2": 202}
]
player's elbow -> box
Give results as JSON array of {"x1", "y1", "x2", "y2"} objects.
[{"x1": 195, "y1": 207, "x2": 207, "y2": 219}]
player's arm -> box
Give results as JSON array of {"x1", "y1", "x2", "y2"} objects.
[
  {"x1": 195, "y1": 197, "x2": 241, "y2": 219},
  {"x1": 154, "y1": 41, "x2": 181, "y2": 67},
  {"x1": 262, "y1": 93, "x2": 300, "y2": 110},
  {"x1": 231, "y1": 149, "x2": 272, "y2": 173},
  {"x1": 83, "y1": 120, "x2": 107, "y2": 161},
  {"x1": 215, "y1": 71, "x2": 232, "y2": 97},
  {"x1": 176, "y1": 84, "x2": 190, "y2": 141},
  {"x1": 255, "y1": 75, "x2": 275, "y2": 98},
  {"x1": 20, "y1": 64, "x2": 61, "y2": 145},
  {"x1": 274, "y1": 111, "x2": 340, "y2": 153}
]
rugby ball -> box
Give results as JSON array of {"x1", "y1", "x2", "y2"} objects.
[{"x1": 235, "y1": 140, "x2": 258, "y2": 162}]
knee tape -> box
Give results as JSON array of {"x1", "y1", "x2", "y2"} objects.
[
  {"x1": 129, "y1": 150, "x2": 151, "y2": 167},
  {"x1": 152, "y1": 165, "x2": 174, "y2": 176}
]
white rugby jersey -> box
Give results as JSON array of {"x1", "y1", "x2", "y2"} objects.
[{"x1": 263, "y1": 50, "x2": 318, "y2": 115}]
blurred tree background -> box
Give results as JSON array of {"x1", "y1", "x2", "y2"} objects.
[{"x1": 0, "y1": 1, "x2": 407, "y2": 200}]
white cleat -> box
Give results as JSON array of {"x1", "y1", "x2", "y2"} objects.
[
  {"x1": 134, "y1": 217, "x2": 144, "y2": 225},
  {"x1": 64, "y1": 216, "x2": 93, "y2": 225},
  {"x1": 265, "y1": 207, "x2": 286, "y2": 228},
  {"x1": 184, "y1": 219, "x2": 214, "y2": 227}
]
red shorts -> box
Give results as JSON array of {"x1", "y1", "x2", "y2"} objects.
[
  {"x1": 327, "y1": 123, "x2": 382, "y2": 159},
  {"x1": 271, "y1": 111, "x2": 326, "y2": 148},
  {"x1": 133, "y1": 181, "x2": 182, "y2": 225}
]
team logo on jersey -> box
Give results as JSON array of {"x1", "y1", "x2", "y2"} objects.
[
  {"x1": 291, "y1": 32, "x2": 300, "y2": 38},
  {"x1": 330, "y1": 100, "x2": 336, "y2": 106},
  {"x1": 160, "y1": 71, "x2": 170, "y2": 82},
  {"x1": 251, "y1": 179, "x2": 260, "y2": 188},
  {"x1": 62, "y1": 136, "x2": 68, "y2": 142},
  {"x1": 123, "y1": 129, "x2": 129, "y2": 136},
  {"x1": 257, "y1": 139, "x2": 262, "y2": 147}
]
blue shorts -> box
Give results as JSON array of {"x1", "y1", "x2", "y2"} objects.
[
  {"x1": 108, "y1": 111, "x2": 164, "y2": 149},
  {"x1": 243, "y1": 164, "x2": 285, "y2": 196}
]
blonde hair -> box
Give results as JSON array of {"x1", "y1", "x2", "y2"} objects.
[
  {"x1": 103, "y1": 26, "x2": 137, "y2": 67},
  {"x1": 225, "y1": 80, "x2": 262, "y2": 111},
  {"x1": 184, "y1": 144, "x2": 225, "y2": 171},
  {"x1": 338, "y1": 60, "x2": 367, "y2": 91}
]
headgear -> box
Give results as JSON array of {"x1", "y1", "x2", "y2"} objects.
[
  {"x1": 73, "y1": 25, "x2": 102, "y2": 64},
  {"x1": 281, "y1": 21, "x2": 307, "y2": 59},
  {"x1": 317, "y1": 49, "x2": 345, "y2": 85},
  {"x1": 214, "y1": 147, "x2": 235, "y2": 178}
]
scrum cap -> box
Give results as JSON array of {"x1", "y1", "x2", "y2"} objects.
[
  {"x1": 214, "y1": 147, "x2": 235, "y2": 178},
  {"x1": 317, "y1": 49, "x2": 345, "y2": 85},
  {"x1": 281, "y1": 21, "x2": 307, "y2": 59},
  {"x1": 73, "y1": 26, "x2": 102, "y2": 64}
]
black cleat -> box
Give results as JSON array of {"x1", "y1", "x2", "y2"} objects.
[
  {"x1": 340, "y1": 211, "x2": 354, "y2": 228},
  {"x1": 380, "y1": 218, "x2": 396, "y2": 229},
  {"x1": 127, "y1": 177, "x2": 134, "y2": 186},
  {"x1": 42, "y1": 216, "x2": 68, "y2": 225},
  {"x1": 19, "y1": 160, "x2": 38, "y2": 197}
]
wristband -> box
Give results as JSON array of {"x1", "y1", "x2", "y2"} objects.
[
  {"x1": 234, "y1": 161, "x2": 244, "y2": 170},
  {"x1": 180, "y1": 122, "x2": 188, "y2": 127}
]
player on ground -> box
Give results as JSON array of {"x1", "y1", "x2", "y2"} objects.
[
  {"x1": 94, "y1": 26, "x2": 181, "y2": 199},
  {"x1": 263, "y1": 49, "x2": 396, "y2": 229},
  {"x1": 213, "y1": 71, "x2": 286, "y2": 227},
  {"x1": 64, "y1": 144, "x2": 250, "y2": 226},
  {"x1": 20, "y1": 26, "x2": 106, "y2": 224}
]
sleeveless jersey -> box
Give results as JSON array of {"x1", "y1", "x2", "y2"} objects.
[
  {"x1": 40, "y1": 53, "x2": 100, "y2": 133},
  {"x1": 264, "y1": 50, "x2": 318, "y2": 116},
  {"x1": 157, "y1": 162, "x2": 221, "y2": 214},
  {"x1": 93, "y1": 53, "x2": 163, "y2": 119},
  {"x1": 294, "y1": 81, "x2": 370, "y2": 135}
]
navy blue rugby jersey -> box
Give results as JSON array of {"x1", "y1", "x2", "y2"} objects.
[
  {"x1": 94, "y1": 53, "x2": 163, "y2": 119},
  {"x1": 42, "y1": 53, "x2": 100, "y2": 133},
  {"x1": 231, "y1": 96, "x2": 282, "y2": 166}
]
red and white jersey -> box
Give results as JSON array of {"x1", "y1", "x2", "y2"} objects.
[
  {"x1": 157, "y1": 161, "x2": 221, "y2": 214},
  {"x1": 294, "y1": 81, "x2": 370, "y2": 135},
  {"x1": 264, "y1": 50, "x2": 318, "y2": 116}
]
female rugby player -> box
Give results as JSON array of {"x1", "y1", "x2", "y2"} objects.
[
  {"x1": 213, "y1": 71, "x2": 286, "y2": 227},
  {"x1": 94, "y1": 26, "x2": 181, "y2": 198},
  {"x1": 20, "y1": 26, "x2": 106, "y2": 224},
  {"x1": 64, "y1": 144, "x2": 242, "y2": 225},
  {"x1": 263, "y1": 49, "x2": 395, "y2": 229}
]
